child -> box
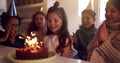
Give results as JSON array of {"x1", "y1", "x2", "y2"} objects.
[
  {"x1": 26, "y1": 11, "x2": 47, "y2": 42},
  {"x1": 44, "y1": 1, "x2": 71, "y2": 57},
  {"x1": 87, "y1": 0, "x2": 120, "y2": 63},
  {"x1": 72, "y1": 9, "x2": 96, "y2": 60},
  {"x1": 0, "y1": 12, "x2": 25, "y2": 48}
]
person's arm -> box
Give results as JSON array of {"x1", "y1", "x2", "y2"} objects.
[
  {"x1": 87, "y1": 31, "x2": 99, "y2": 60},
  {"x1": 0, "y1": 30, "x2": 10, "y2": 42},
  {"x1": 0, "y1": 25, "x2": 11, "y2": 42},
  {"x1": 72, "y1": 32, "x2": 77, "y2": 43},
  {"x1": 72, "y1": 30, "x2": 82, "y2": 51},
  {"x1": 61, "y1": 38, "x2": 71, "y2": 57}
]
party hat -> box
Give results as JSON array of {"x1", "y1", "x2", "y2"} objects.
[
  {"x1": 86, "y1": 0, "x2": 92, "y2": 10},
  {"x1": 7, "y1": 0, "x2": 17, "y2": 16}
]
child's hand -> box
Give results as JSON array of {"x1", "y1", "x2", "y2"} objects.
[
  {"x1": 5, "y1": 24, "x2": 12, "y2": 35},
  {"x1": 72, "y1": 32, "x2": 77, "y2": 43},
  {"x1": 3, "y1": 25, "x2": 12, "y2": 41},
  {"x1": 98, "y1": 22, "x2": 108, "y2": 44},
  {"x1": 9, "y1": 30, "x2": 17, "y2": 44}
]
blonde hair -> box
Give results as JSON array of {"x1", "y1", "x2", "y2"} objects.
[{"x1": 82, "y1": 9, "x2": 96, "y2": 19}]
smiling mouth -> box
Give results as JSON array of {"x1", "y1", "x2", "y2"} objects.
[{"x1": 50, "y1": 27, "x2": 55, "y2": 30}]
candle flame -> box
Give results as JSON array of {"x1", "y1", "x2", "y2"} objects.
[
  {"x1": 26, "y1": 36, "x2": 38, "y2": 46},
  {"x1": 31, "y1": 32, "x2": 36, "y2": 36},
  {"x1": 24, "y1": 32, "x2": 42, "y2": 53}
]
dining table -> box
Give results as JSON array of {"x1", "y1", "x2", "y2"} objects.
[{"x1": 0, "y1": 45, "x2": 93, "y2": 63}]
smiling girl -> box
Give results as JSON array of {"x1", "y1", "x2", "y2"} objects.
[
  {"x1": 44, "y1": 1, "x2": 72, "y2": 57},
  {"x1": 88, "y1": 0, "x2": 120, "y2": 63}
]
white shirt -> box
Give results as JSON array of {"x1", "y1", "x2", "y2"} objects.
[
  {"x1": 44, "y1": 34, "x2": 78, "y2": 57},
  {"x1": 44, "y1": 35, "x2": 59, "y2": 53}
]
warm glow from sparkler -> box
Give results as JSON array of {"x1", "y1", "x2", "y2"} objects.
[
  {"x1": 17, "y1": 32, "x2": 45, "y2": 53},
  {"x1": 26, "y1": 36, "x2": 38, "y2": 46},
  {"x1": 24, "y1": 32, "x2": 42, "y2": 53}
]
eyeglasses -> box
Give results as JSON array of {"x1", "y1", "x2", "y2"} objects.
[{"x1": 6, "y1": 23, "x2": 19, "y2": 27}]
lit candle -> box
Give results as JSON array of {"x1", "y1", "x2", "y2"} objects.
[{"x1": 40, "y1": 41, "x2": 43, "y2": 46}]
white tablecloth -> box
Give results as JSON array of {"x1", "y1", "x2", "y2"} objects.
[{"x1": 0, "y1": 45, "x2": 91, "y2": 63}]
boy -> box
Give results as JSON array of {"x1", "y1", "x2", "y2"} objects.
[{"x1": 73, "y1": 9, "x2": 96, "y2": 60}]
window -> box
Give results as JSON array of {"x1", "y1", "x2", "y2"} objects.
[{"x1": 100, "y1": 0, "x2": 108, "y2": 23}]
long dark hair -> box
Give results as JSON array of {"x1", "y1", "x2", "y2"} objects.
[
  {"x1": 28, "y1": 12, "x2": 46, "y2": 31},
  {"x1": 0, "y1": 12, "x2": 21, "y2": 26},
  {"x1": 27, "y1": 12, "x2": 46, "y2": 34},
  {"x1": 46, "y1": 1, "x2": 72, "y2": 53},
  {"x1": 26, "y1": 12, "x2": 47, "y2": 41},
  {"x1": 109, "y1": 0, "x2": 120, "y2": 12}
]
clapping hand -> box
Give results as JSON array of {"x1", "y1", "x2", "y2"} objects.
[
  {"x1": 98, "y1": 22, "x2": 108, "y2": 44},
  {"x1": 72, "y1": 32, "x2": 77, "y2": 43}
]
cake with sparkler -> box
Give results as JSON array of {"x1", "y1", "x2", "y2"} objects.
[{"x1": 16, "y1": 32, "x2": 48, "y2": 60}]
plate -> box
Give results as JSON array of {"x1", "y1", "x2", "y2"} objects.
[{"x1": 7, "y1": 51, "x2": 56, "y2": 63}]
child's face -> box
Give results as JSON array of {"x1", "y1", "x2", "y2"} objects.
[
  {"x1": 34, "y1": 14, "x2": 46, "y2": 28},
  {"x1": 47, "y1": 12, "x2": 63, "y2": 34},
  {"x1": 82, "y1": 13, "x2": 95, "y2": 28},
  {"x1": 6, "y1": 18, "x2": 19, "y2": 34},
  {"x1": 105, "y1": 1, "x2": 120, "y2": 24}
]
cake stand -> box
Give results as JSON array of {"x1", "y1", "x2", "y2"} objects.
[{"x1": 7, "y1": 51, "x2": 56, "y2": 63}]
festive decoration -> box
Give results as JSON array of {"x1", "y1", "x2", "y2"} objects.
[{"x1": 7, "y1": 0, "x2": 17, "y2": 16}]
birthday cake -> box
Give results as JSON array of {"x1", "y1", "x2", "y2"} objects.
[
  {"x1": 16, "y1": 45, "x2": 48, "y2": 60},
  {"x1": 15, "y1": 32, "x2": 48, "y2": 60}
]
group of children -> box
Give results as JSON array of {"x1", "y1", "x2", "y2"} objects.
[
  {"x1": 0, "y1": 0, "x2": 120, "y2": 63},
  {"x1": 0, "y1": 1, "x2": 71, "y2": 57}
]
